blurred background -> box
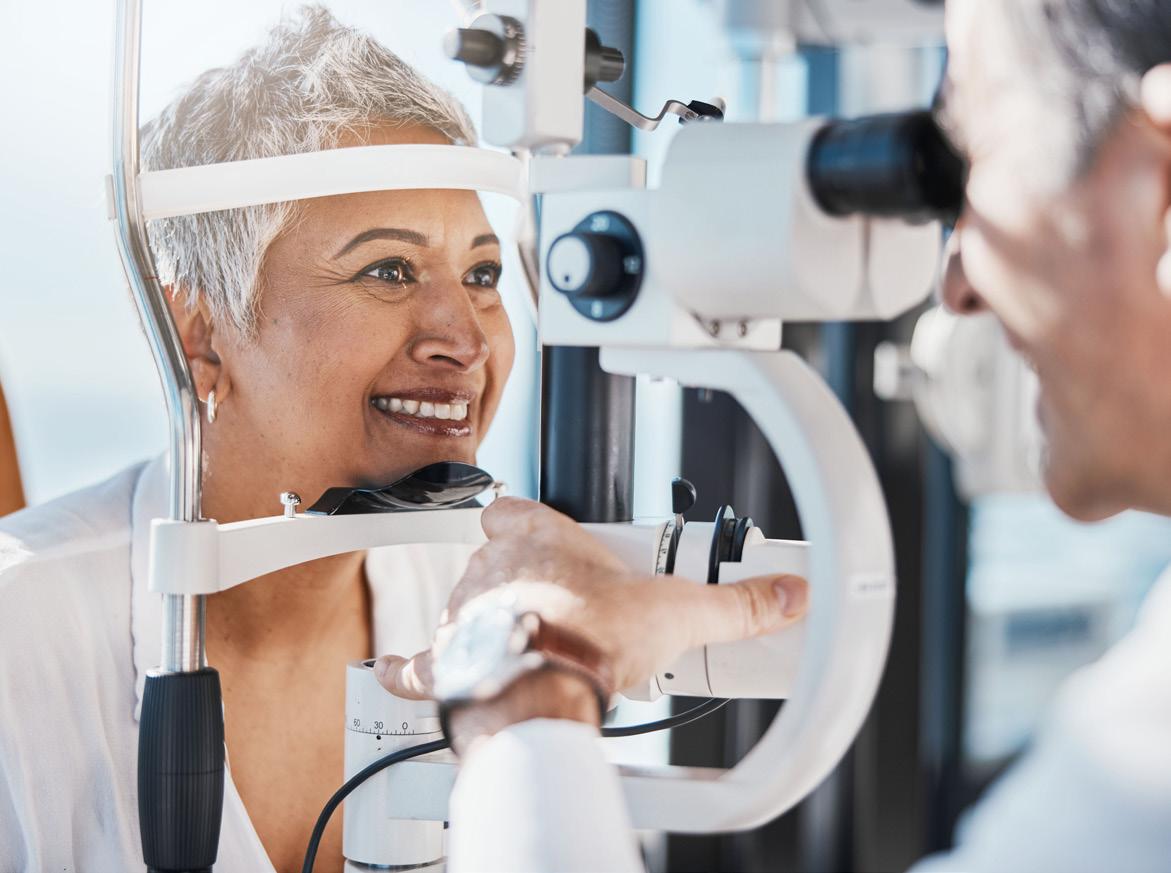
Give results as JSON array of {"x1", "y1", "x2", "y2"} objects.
[{"x1": 3, "y1": 0, "x2": 1171, "y2": 870}]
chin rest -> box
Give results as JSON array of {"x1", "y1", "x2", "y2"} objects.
[{"x1": 306, "y1": 461, "x2": 495, "y2": 515}]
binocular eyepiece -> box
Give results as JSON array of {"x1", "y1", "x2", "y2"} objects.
[{"x1": 807, "y1": 110, "x2": 967, "y2": 226}]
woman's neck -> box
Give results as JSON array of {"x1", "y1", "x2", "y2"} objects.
[{"x1": 199, "y1": 447, "x2": 373, "y2": 660}]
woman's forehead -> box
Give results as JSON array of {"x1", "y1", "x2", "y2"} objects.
[{"x1": 296, "y1": 187, "x2": 496, "y2": 254}]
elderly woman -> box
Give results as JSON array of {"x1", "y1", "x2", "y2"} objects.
[{"x1": 0, "y1": 8, "x2": 511, "y2": 872}]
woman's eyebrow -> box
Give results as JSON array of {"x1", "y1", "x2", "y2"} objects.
[
  {"x1": 334, "y1": 227, "x2": 429, "y2": 258},
  {"x1": 471, "y1": 233, "x2": 499, "y2": 249}
]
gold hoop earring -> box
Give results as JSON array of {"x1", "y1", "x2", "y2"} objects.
[{"x1": 206, "y1": 389, "x2": 217, "y2": 424}]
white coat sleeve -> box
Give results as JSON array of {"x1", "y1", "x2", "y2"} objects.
[
  {"x1": 448, "y1": 718, "x2": 645, "y2": 873},
  {"x1": 913, "y1": 575, "x2": 1171, "y2": 873}
]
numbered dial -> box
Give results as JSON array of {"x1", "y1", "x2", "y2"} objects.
[
  {"x1": 547, "y1": 211, "x2": 644, "y2": 322},
  {"x1": 343, "y1": 660, "x2": 445, "y2": 869},
  {"x1": 346, "y1": 660, "x2": 441, "y2": 741}
]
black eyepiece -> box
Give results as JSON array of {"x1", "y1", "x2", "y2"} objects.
[{"x1": 807, "y1": 110, "x2": 967, "y2": 225}]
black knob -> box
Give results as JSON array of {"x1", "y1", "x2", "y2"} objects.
[
  {"x1": 444, "y1": 27, "x2": 504, "y2": 68},
  {"x1": 671, "y1": 478, "x2": 697, "y2": 516},
  {"x1": 548, "y1": 211, "x2": 643, "y2": 323},
  {"x1": 547, "y1": 232, "x2": 626, "y2": 299},
  {"x1": 583, "y1": 28, "x2": 625, "y2": 91}
]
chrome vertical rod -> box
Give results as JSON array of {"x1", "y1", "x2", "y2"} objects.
[{"x1": 111, "y1": 0, "x2": 205, "y2": 673}]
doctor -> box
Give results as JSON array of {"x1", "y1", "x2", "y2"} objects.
[{"x1": 377, "y1": 1, "x2": 1171, "y2": 870}]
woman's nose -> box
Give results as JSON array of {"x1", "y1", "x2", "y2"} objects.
[
  {"x1": 939, "y1": 226, "x2": 988, "y2": 315},
  {"x1": 408, "y1": 287, "x2": 491, "y2": 372}
]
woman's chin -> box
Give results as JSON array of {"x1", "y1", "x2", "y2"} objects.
[{"x1": 359, "y1": 449, "x2": 481, "y2": 488}]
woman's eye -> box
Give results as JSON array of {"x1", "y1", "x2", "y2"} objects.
[
  {"x1": 362, "y1": 259, "x2": 415, "y2": 285},
  {"x1": 465, "y1": 263, "x2": 502, "y2": 288}
]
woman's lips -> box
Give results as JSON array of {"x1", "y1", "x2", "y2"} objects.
[{"x1": 369, "y1": 389, "x2": 476, "y2": 438}]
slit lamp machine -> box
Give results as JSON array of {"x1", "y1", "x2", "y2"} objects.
[{"x1": 108, "y1": 0, "x2": 965, "y2": 870}]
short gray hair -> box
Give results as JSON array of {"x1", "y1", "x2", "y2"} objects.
[
  {"x1": 141, "y1": 5, "x2": 476, "y2": 334},
  {"x1": 1006, "y1": 0, "x2": 1171, "y2": 174}
]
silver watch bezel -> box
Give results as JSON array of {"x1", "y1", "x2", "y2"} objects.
[{"x1": 432, "y1": 599, "x2": 543, "y2": 705}]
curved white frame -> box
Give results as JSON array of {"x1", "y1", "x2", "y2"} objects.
[
  {"x1": 600, "y1": 348, "x2": 895, "y2": 830},
  {"x1": 139, "y1": 144, "x2": 525, "y2": 219}
]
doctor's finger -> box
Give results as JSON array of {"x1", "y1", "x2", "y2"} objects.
[
  {"x1": 680, "y1": 574, "x2": 808, "y2": 648},
  {"x1": 481, "y1": 496, "x2": 570, "y2": 540},
  {"x1": 373, "y1": 651, "x2": 434, "y2": 700}
]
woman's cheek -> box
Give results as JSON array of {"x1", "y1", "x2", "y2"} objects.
[{"x1": 479, "y1": 311, "x2": 515, "y2": 436}]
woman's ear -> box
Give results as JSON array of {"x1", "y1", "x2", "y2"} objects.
[
  {"x1": 1143, "y1": 66, "x2": 1171, "y2": 297},
  {"x1": 166, "y1": 288, "x2": 232, "y2": 410}
]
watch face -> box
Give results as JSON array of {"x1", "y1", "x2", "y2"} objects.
[{"x1": 433, "y1": 604, "x2": 527, "y2": 701}]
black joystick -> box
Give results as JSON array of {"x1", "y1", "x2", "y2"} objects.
[{"x1": 672, "y1": 478, "x2": 697, "y2": 516}]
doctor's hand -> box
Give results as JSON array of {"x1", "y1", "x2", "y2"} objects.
[{"x1": 373, "y1": 497, "x2": 807, "y2": 742}]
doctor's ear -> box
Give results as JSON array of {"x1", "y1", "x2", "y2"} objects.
[
  {"x1": 1142, "y1": 65, "x2": 1171, "y2": 297},
  {"x1": 165, "y1": 287, "x2": 233, "y2": 414}
]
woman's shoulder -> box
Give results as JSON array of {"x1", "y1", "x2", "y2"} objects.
[
  {"x1": 0, "y1": 465, "x2": 148, "y2": 864},
  {"x1": 0, "y1": 462, "x2": 145, "y2": 576},
  {"x1": 0, "y1": 462, "x2": 147, "y2": 638}
]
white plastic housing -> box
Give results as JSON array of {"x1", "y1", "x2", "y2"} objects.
[
  {"x1": 620, "y1": 521, "x2": 809, "y2": 700},
  {"x1": 477, "y1": 0, "x2": 587, "y2": 151},
  {"x1": 538, "y1": 121, "x2": 941, "y2": 350},
  {"x1": 908, "y1": 307, "x2": 1042, "y2": 498},
  {"x1": 655, "y1": 120, "x2": 864, "y2": 321},
  {"x1": 343, "y1": 661, "x2": 445, "y2": 868}
]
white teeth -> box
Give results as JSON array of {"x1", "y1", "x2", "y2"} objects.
[{"x1": 374, "y1": 396, "x2": 471, "y2": 421}]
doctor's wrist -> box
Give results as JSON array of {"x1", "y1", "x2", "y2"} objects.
[{"x1": 445, "y1": 668, "x2": 602, "y2": 757}]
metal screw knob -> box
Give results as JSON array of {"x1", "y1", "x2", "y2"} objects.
[
  {"x1": 444, "y1": 27, "x2": 504, "y2": 68},
  {"x1": 280, "y1": 491, "x2": 301, "y2": 518},
  {"x1": 584, "y1": 28, "x2": 625, "y2": 90},
  {"x1": 444, "y1": 14, "x2": 525, "y2": 86}
]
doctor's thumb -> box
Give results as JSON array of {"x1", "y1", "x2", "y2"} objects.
[{"x1": 688, "y1": 573, "x2": 808, "y2": 646}]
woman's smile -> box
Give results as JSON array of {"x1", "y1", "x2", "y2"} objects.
[{"x1": 369, "y1": 386, "x2": 477, "y2": 439}]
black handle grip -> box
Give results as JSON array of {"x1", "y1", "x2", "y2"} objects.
[{"x1": 138, "y1": 668, "x2": 225, "y2": 873}]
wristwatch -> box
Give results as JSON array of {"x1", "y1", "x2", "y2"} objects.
[{"x1": 432, "y1": 593, "x2": 614, "y2": 740}]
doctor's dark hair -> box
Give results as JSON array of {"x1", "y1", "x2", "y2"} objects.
[
  {"x1": 140, "y1": 5, "x2": 476, "y2": 336},
  {"x1": 1006, "y1": 0, "x2": 1171, "y2": 173}
]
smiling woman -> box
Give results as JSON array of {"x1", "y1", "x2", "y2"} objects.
[{"x1": 0, "y1": 7, "x2": 513, "y2": 873}]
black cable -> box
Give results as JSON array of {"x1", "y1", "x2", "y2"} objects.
[
  {"x1": 302, "y1": 698, "x2": 729, "y2": 872},
  {"x1": 601, "y1": 697, "x2": 729, "y2": 738},
  {"x1": 301, "y1": 737, "x2": 449, "y2": 873}
]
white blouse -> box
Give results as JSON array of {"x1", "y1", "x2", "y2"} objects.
[{"x1": 0, "y1": 456, "x2": 473, "y2": 872}]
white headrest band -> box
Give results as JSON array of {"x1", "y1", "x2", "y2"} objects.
[{"x1": 138, "y1": 144, "x2": 525, "y2": 220}]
